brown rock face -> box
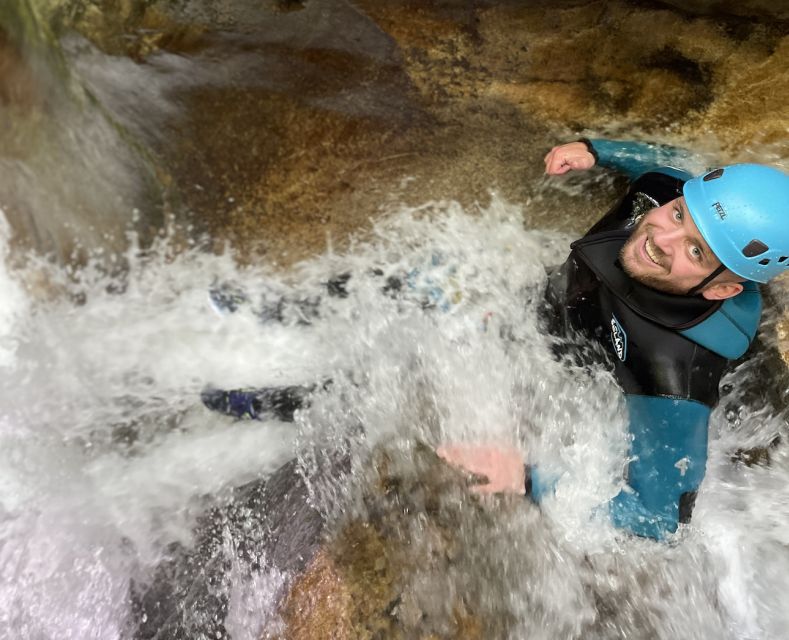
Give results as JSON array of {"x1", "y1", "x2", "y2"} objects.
[
  {"x1": 151, "y1": 0, "x2": 789, "y2": 260},
  {"x1": 0, "y1": 28, "x2": 41, "y2": 109},
  {"x1": 656, "y1": 0, "x2": 789, "y2": 21},
  {"x1": 54, "y1": 0, "x2": 205, "y2": 59},
  {"x1": 474, "y1": 2, "x2": 789, "y2": 153},
  {"x1": 161, "y1": 43, "x2": 422, "y2": 263},
  {"x1": 4, "y1": 0, "x2": 789, "y2": 263},
  {"x1": 773, "y1": 273, "x2": 789, "y2": 366}
]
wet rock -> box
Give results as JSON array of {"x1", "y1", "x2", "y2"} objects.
[
  {"x1": 272, "y1": 0, "x2": 307, "y2": 12},
  {"x1": 277, "y1": 549, "x2": 353, "y2": 640},
  {"x1": 771, "y1": 274, "x2": 789, "y2": 366},
  {"x1": 778, "y1": 319, "x2": 789, "y2": 367},
  {"x1": 281, "y1": 520, "x2": 402, "y2": 639},
  {"x1": 656, "y1": 0, "x2": 789, "y2": 21},
  {"x1": 277, "y1": 443, "x2": 522, "y2": 638},
  {"x1": 167, "y1": 84, "x2": 421, "y2": 263},
  {"x1": 0, "y1": 27, "x2": 41, "y2": 110},
  {"x1": 0, "y1": 2, "x2": 172, "y2": 260},
  {"x1": 731, "y1": 445, "x2": 774, "y2": 467},
  {"x1": 59, "y1": 1, "x2": 207, "y2": 60},
  {"x1": 697, "y1": 31, "x2": 789, "y2": 152},
  {"x1": 130, "y1": 448, "x2": 406, "y2": 639},
  {"x1": 4, "y1": 0, "x2": 789, "y2": 264},
  {"x1": 474, "y1": 1, "x2": 788, "y2": 153},
  {"x1": 132, "y1": 457, "x2": 337, "y2": 640}
]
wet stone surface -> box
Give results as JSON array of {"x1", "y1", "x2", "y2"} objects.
[
  {"x1": 280, "y1": 441, "x2": 549, "y2": 639},
  {"x1": 3, "y1": 0, "x2": 789, "y2": 263},
  {"x1": 52, "y1": 0, "x2": 788, "y2": 264}
]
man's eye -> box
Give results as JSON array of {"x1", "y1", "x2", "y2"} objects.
[
  {"x1": 673, "y1": 209, "x2": 683, "y2": 221},
  {"x1": 690, "y1": 246, "x2": 702, "y2": 259}
]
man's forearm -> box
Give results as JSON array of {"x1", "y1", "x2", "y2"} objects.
[
  {"x1": 611, "y1": 394, "x2": 710, "y2": 539},
  {"x1": 585, "y1": 138, "x2": 695, "y2": 181},
  {"x1": 525, "y1": 394, "x2": 710, "y2": 540}
]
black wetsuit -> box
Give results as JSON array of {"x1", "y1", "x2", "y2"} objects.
[{"x1": 533, "y1": 152, "x2": 761, "y2": 539}]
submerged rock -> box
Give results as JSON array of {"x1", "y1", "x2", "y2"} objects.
[
  {"x1": 279, "y1": 521, "x2": 401, "y2": 640},
  {"x1": 132, "y1": 441, "x2": 521, "y2": 638},
  {"x1": 132, "y1": 457, "x2": 334, "y2": 639},
  {"x1": 277, "y1": 443, "x2": 523, "y2": 639}
]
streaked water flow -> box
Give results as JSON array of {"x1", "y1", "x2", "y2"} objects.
[{"x1": 0, "y1": 196, "x2": 787, "y2": 638}]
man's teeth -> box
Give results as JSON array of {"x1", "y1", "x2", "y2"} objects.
[{"x1": 645, "y1": 239, "x2": 659, "y2": 264}]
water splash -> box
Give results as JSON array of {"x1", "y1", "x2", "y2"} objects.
[{"x1": 0, "y1": 198, "x2": 787, "y2": 638}]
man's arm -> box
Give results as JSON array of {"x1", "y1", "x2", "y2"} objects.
[
  {"x1": 527, "y1": 395, "x2": 710, "y2": 540},
  {"x1": 544, "y1": 139, "x2": 696, "y2": 181},
  {"x1": 609, "y1": 394, "x2": 710, "y2": 539},
  {"x1": 436, "y1": 394, "x2": 710, "y2": 541},
  {"x1": 585, "y1": 139, "x2": 696, "y2": 180}
]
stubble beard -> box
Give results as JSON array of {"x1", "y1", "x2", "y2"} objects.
[{"x1": 619, "y1": 225, "x2": 688, "y2": 296}]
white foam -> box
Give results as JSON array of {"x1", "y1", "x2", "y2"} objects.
[
  {"x1": 1, "y1": 197, "x2": 787, "y2": 638},
  {"x1": 0, "y1": 211, "x2": 28, "y2": 369}
]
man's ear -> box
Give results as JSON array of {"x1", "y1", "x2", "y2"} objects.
[{"x1": 702, "y1": 281, "x2": 744, "y2": 300}]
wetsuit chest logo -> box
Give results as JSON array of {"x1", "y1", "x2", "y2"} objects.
[{"x1": 610, "y1": 314, "x2": 627, "y2": 361}]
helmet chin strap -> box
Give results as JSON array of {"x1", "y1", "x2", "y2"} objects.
[{"x1": 687, "y1": 263, "x2": 727, "y2": 296}]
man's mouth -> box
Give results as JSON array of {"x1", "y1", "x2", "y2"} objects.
[{"x1": 642, "y1": 236, "x2": 662, "y2": 267}]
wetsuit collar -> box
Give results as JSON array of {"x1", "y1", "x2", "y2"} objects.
[{"x1": 571, "y1": 229, "x2": 722, "y2": 330}]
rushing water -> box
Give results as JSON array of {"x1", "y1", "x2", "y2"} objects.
[
  {"x1": 1, "y1": 196, "x2": 788, "y2": 639},
  {"x1": 2, "y1": 1, "x2": 789, "y2": 639}
]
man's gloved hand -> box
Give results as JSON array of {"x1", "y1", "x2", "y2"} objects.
[
  {"x1": 543, "y1": 141, "x2": 597, "y2": 175},
  {"x1": 436, "y1": 443, "x2": 526, "y2": 494}
]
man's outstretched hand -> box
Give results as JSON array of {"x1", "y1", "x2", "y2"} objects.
[
  {"x1": 436, "y1": 443, "x2": 526, "y2": 495},
  {"x1": 543, "y1": 141, "x2": 596, "y2": 175}
]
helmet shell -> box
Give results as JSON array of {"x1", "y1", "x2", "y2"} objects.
[{"x1": 683, "y1": 164, "x2": 789, "y2": 283}]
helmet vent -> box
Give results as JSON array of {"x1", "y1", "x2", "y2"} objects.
[
  {"x1": 742, "y1": 239, "x2": 769, "y2": 257},
  {"x1": 779, "y1": 256, "x2": 788, "y2": 263},
  {"x1": 759, "y1": 259, "x2": 771, "y2": 265},
  {"x1": 703, "y1": 168, "x2": 725, "y2": 181}
]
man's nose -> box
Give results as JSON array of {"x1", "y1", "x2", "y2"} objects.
[{"x1": 652, "y1": 227, "x2": 683, "y2": 254}]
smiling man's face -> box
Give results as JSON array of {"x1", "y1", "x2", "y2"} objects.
[{"x1": 619, "y1": 196, "x2": 744, "y2": 300}]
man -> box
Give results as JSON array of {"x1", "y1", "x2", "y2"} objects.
[{"x1": 440, "y1": 139, "x2": 789, "y2": 539}]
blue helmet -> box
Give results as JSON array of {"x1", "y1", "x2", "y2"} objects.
[{"x1": 683, "y1": 164, "x2": 789, "y2": 284}]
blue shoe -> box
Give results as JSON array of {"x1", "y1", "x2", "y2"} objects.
[{"x1": 201, "y1": 385, "x2": 316, "y2": 422}]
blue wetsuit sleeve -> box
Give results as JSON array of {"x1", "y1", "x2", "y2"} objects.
[
  {"x1": 528, "y1": 465, "x2": 557, "y2": 503},
  {"x1": 609, "y1": 394, "x2": 710, "y2": 540},
  {"x1": 587, "y1": 138, "x2": 696, "y2": 181}
]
